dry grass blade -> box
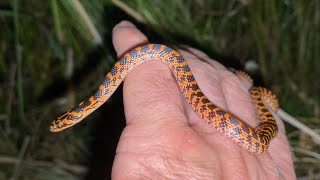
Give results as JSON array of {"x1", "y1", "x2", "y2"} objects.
[
  {"x1": 278, "y1": 109, "x2": 320, "y2": 145},
  {"x1": 112, "y1": 0, "x2": 147, "y2": 24},
  {"x1": 10, "y1": 137, "x2": 30, "y2": 180},
  {"x1": 70, "y1": 0, "x2": 102, "y2": 45},
  {"x1": 0, "y1": 155, "x2": 87, "y2": 175}
]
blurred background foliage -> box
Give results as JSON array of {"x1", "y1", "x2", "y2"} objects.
[{"x1": 0, "y1": 0, "x2": 319, "y2": 179}]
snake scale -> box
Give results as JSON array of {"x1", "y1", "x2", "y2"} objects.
[{"x1": 50, "y1": 44, "x2": 278, "y2": 154}]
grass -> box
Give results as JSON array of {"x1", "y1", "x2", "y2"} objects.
[{"x1": 0, "y1": 0, "x2": 319, "y2": 179}]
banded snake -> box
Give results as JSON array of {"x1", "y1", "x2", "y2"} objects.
[{"x1": 50, "y1": 44, "x2": 278, "y2": 154}]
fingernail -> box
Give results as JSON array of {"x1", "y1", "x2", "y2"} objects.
[{"x1": 117, "y1": 20, "x2": 136, "y2": 28}]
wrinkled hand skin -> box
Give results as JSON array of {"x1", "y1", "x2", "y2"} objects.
[{"x1": 111, "y1": 21, "x2": 296, "y2": 180}]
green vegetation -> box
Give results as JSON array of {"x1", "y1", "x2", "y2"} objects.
[{"x1": 0, "y1": 0, "x2": 319, "y2": 179}]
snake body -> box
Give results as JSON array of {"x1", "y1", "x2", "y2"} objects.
[{"x1": 50, "y1": 44, "x2": 278, "y2": 154}]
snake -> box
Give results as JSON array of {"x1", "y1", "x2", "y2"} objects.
[{"x1": 50, "y1": 44, "x2": 278, "y2": 154}]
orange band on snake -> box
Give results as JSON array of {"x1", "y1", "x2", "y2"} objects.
[{"x1": 50, "y1": 44, "x2": 278, "y2": 154}]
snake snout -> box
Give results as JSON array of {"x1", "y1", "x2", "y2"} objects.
[{"x1": 49, "y1": 119, "x2": 62, "y2": 132}]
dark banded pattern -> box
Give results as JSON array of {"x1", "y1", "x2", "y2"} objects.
[{"x1": 50, "y1": 44, "x2": 279, "y2": 154}]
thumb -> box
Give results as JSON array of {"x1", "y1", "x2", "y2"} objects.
[{"x1": 112, "y1": 21, "x2": 148, "y2": 57}]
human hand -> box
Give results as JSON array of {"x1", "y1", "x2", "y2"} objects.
[{"x1": 111, "y1": 21, "x2": 295, "y2": 179}]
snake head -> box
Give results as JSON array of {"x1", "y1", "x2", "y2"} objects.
[
  {"x1": 50, "y1": 112, "x2": 69, "y2": 132},
  {"x1": 50, "y1": 110, "x2": 84, "y2": 132},
  {"x1": 49, "y1": 122, "x2": 63, "y2": 132}
]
